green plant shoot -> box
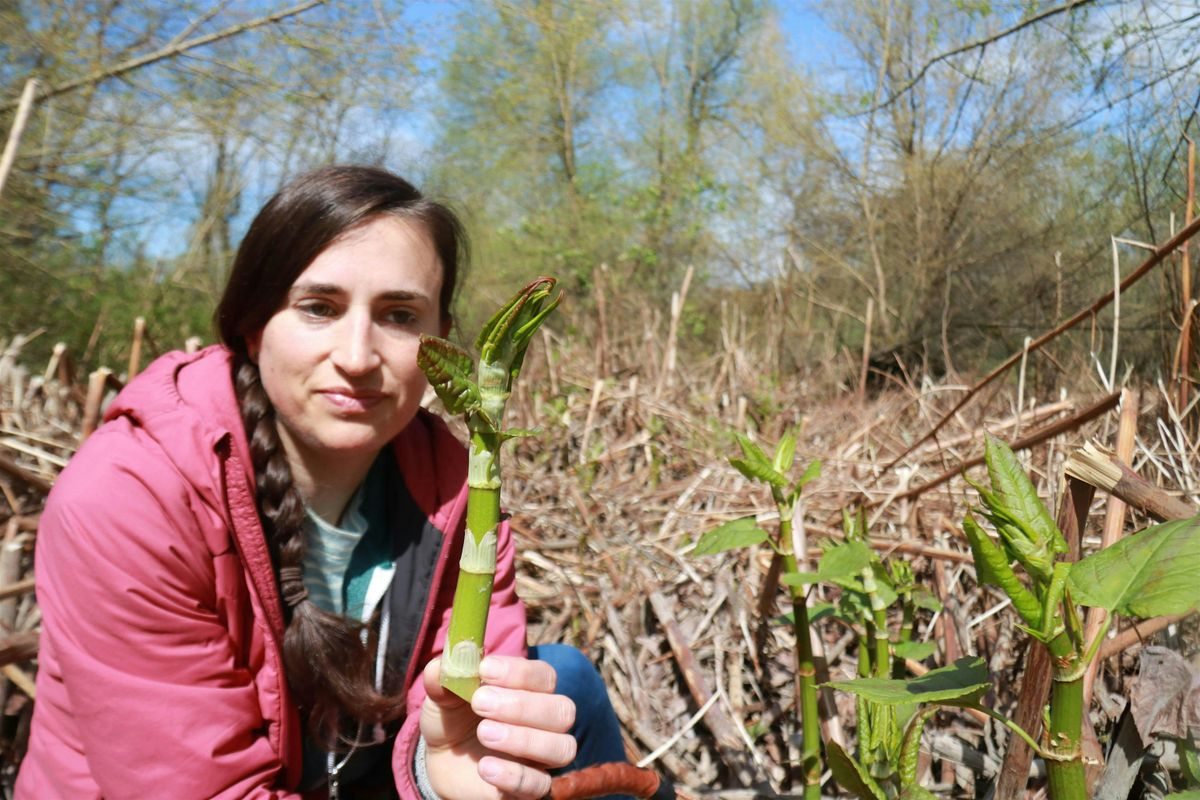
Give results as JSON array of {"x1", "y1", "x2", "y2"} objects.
[
  {"x1": 810, "y1": 512, "x2": 941, "y2": 794},
  {"x1": 418, "y1": 277, "x2": 562, "y2": 701},
  {"x1": 964, "y1": 434, "x2": 1200, "y2": 799},
  {"x1": 692, "y1": 430, "x2": 823, "y2": 799}
]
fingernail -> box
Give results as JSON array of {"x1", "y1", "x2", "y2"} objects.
[
  {"x1": 473, "y1": 687, "x2": 499, "y2": 713},
  {"x1": 479, "y1": 657, "x2": 506, "y2": 681},
  {"x1": 477, "y1": 719, "x2": 508, "y2": 745},
  {"x1": 480, "y1": 759, "x2": 502, "y2": 780}
]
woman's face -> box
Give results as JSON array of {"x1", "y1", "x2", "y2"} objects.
[{"x1": 247, "y1": 215, "x2": 449, "y2": 473}]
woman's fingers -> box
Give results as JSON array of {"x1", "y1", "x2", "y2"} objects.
[
  {"x1": 471, "y1": 685, "x2": 576, "y2": 733},
  {"x1": 478, "y1": 756, "x2": 554, "y2": 800},
  {"x1": 479, "y1": 654, "x2": 557, "y2": 693},
  {"x1": 475, "y1": 717, "x2": 577, "y2": 767}
]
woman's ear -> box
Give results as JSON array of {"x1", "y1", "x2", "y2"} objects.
[{"x1": 245, "y1": 331, "x2": 262, "y2": 363}]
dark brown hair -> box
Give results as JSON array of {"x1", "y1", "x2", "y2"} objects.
[{"x1": 215, "y1": 165, "x2": 467, "y2": 743}]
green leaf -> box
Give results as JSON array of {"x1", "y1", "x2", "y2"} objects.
[
  {"x1": 1163, "y1": 794, "x2": 1200, "y2": 799},
  {"x1": 782, "y1": 541, "x2": 875, "y2": 587},
  {"x1": 729, "y1": 457, "x2": 789, "y2": 489},
  {"x1": 826, "y1": 657, "x2": 991, "y2": 707},
  {"x1": 910, "y1": 586, "x2": 943, "y2": 613},
  {"x1": 825, "y1": 540, "x2": 874, "y2": 576},
  {"x1": 773, "y1": 432, "x2": 797, "y2": 474},
  {"x1": 962, "y1": 513, "x2": 1042, "y2": 629},
  {"x1": 691, "y1": 516, "x2": 769, "y2": 556},
  {"x1": 781, "y1": 571, "x2": 821, "y2": 587},
  {"x1": 734, "y1": 433, "x2": 772, "y2": 469},
  {"x1": 417, "y1": 336, "x2": 480, "y2": 415},
  {"x1": 893, "y1": 640, "x2": 937, "y2": 661},
  {"x1": 498, "y1": 427, "x2": 540, "y2": 443},
  {"x1": 796, "y1": 458, "x2": 821, "y2": 488},
  {"x1": 1068, "y1": 515, "x2": 1200, "y2": 617},
  {"x1": 826, "y1": 740, "x2": 885, "y2": 800}
]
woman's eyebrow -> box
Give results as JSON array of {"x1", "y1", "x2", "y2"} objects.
[
  {"x1": 289, "y1": 282, "x2": 343, "y2": 297},
  {"x1": 379, "y1": 290, "x2": 427, "y2": 302}
]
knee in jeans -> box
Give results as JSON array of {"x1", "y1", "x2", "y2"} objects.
[{"x1": 532, "y1": 643, "x2": 604, "y2": 701}]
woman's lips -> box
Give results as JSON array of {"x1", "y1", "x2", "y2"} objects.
[{"x1": 318, "y1": 389, "x2": 387, "y2": 413}]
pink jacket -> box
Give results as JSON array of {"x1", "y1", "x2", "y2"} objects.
[{"x1": 17, "y1": 346, "x2": 527, "y2": 799}]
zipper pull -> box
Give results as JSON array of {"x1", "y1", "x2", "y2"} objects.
[{"x1": 327, "y1": 752, "x2": 340, "y2": 800}]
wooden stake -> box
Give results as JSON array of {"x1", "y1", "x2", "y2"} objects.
[
  {"x1": 81, "y1": 367, "x2": 111, "y2": 441},
  {"x1": 857, "y1": 297, "x2": 873, "y2": 402},
  {"x1": 656, "y1": 265, "x2": 693, "y2": 398},
  {"x1": 0, "y1": 79, "x2": 38, "y2": 201},
  {"x1": 1081, "y1": 389, "x2": 1137, "y2": 708},
  {"x1": 1183, "y1": 137, "x2": 1196, "y2": 412},
  {"x1": 127, "y1": 316, "x2": 146, "y2": 381}
]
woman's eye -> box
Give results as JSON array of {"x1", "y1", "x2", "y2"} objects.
[
  {"x1": 298, "y1": 301, "x2": 337, "y2": 319},
  {"x1": 384, "y1": 308, "x2": 417, "y2": 326}
]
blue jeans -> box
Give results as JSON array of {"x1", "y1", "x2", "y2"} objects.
[{"x1": 529, "y1": 644, "x2": 631, "y2": 800}]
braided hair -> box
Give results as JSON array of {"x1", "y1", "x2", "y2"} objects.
[{"x1": 214, "y1": 166, "x2": 466, "y2": 744}]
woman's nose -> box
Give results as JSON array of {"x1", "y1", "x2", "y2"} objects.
[{"x1": 330, "y1": 313, "x2": 382, "y2": 374}]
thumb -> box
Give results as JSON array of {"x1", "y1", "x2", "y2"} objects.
[{"x1": 420, "y1": 657, "x2": 477, "y2": 748}]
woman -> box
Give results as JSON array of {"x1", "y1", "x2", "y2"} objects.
[{"x1": 17, "y1": 166, "x2": 626, "y2": 799}]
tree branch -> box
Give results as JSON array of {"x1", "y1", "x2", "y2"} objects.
[
  {"x1": 858, "y1": 0, "x2": 1098, "y2": 115},
  {"x1": 0, "y1": 0, "x2": 327, "y2": 114}
]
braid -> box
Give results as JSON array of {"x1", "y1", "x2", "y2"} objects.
[{"x1": 232, "y1": 357, "x2": 404, "y2": 745}]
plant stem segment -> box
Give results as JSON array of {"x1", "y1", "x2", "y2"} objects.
[
  {"x1": 1044, "y1": 633, "x2": 1087, "y2": 800},
  {"x1": 782, "y1": 516, "x2": 821, "y2": 800}
]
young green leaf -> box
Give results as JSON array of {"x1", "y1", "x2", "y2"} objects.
[
  {"x1": 417, "y1": 336, "x2": 480, "y2": 415},
  {"x1": 962, "y1": 514, "x2": 1042, "y2": 628},
  {"x1": 826, "y1": 740, "x2": 885, "y2": 800},
  {"x1": 728, "y1": 457, "x2": 789, "y2": 489},
  {"x1": 691, "y1": 516, "x2": 770, "y2": 556},
  {"x1": 796, "y1": 458, "x2": 821, "y2": 489},
  {"x1": 818, "y1": 541, "x2": 873, "y2": 580},
  {"x1": 734, "y1": 433, "x2": 773, "y2": 469},
  {"x1": 826, "y1": 657, "x2": 991, "y2": 707},
  {"x1": 783, "y1": 542, "x2": 885, "y2": 588},
  {"x1": 1068, "y1": 515, "x2": 1200, "y2": 617}
]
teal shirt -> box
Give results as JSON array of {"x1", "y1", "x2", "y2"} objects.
[{"x1": 298, "y1": 451, "x2": 398, "y2": 792}]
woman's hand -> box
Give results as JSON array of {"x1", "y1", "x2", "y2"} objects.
[{"x1": 420, "y1": 654, "x2": 577, "y2": 799}]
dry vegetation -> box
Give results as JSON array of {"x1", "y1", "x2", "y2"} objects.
[{"x1": 2, "y1": 267, "x2": 1199, "y2": 798}]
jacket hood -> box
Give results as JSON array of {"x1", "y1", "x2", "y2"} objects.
[{"x1": 103, "y1": 345, "x2": 253, "y2": 515}]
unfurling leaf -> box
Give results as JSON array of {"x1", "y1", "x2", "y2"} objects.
[
  {"x1": 826, "y1": 657, "x2": 991, "y2": 707},
  {"x1": 417, "y1": 336, "x2": 480, "y2": 415},
  {"x1": 476, "y1": 276, "x2": 562, "y2": 380},
  {"x1": 1069, "y1": 515, "x2": 1200, "y2": 618},
  {"x1": 692, "y1": 516, "x2": 769, "y2": 556},
  {"x1": 982, "y1": 434, "x2": 1067, "y2": 554},
  {"x1": 773, "y1": 431, "x2": 797, "y2": 473},
  {"x1": 826, "y1": 740, "x2": 885, "y2": 800}
]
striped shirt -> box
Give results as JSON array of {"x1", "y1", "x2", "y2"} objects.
[{"x1": 301, "y1": 487, "x2": 369, "y2": 616}]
